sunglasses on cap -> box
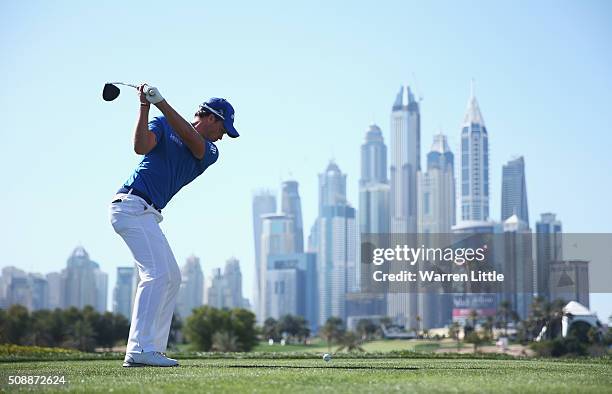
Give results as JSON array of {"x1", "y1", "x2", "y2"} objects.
[{"x1": 199, "y1": 103, "x2": 225, "y2": 120}]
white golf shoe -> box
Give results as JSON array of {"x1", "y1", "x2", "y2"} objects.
[{"x1": 122, "y1": 351, "x2": 179, "y2": 367}]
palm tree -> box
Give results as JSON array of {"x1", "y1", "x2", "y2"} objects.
[
  {"x1": 449, "y1": 321, "x2": 461, "y2": 350},
  {"x1": 482, "y1": 316, "x2": 494, "y2": 339},
  {"x1": 464, "y1": 331, "x2": 485, "y2": 353},
  {"x1": 262, "y1": 317, "x2": 279, "y2": 341},
  {"x1": 356, "y1": 319, "x2": 376, "y2": 340},
  {"x1": 542, "y1": 298, "x2": 566, "y2": 339},
  {"x1": 497, "y1": 300, "x2": 517, "y2": 336},
  {"x1": 415, "y1": 315, "x2": 422, "y2": 337},
  {"x1": 336, "y1": 332, "x2": 365, "y2": 352},
  {"x1": 320, "y1": 317, "x2": 344, "y2": 352},
  {"x1": 468, "y1": 309, "x2": 479, "y2": 331}
]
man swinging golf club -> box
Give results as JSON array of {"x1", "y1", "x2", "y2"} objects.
[{"x1": 109, "y1": 83, "x2": 239, "y2": 367}]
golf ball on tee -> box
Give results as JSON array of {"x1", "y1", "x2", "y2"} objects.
[{"x1": 323, "y1": 353, "x2": 331, "y2": 362}]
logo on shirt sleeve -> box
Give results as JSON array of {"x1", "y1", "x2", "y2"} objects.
[{"x1": 209, "y1": 144, "x2": 217, "y2": 156}]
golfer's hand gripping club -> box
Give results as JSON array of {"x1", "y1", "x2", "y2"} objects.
[{"x1": 143, "y1": 85, "x2": 164, "y2": 104}]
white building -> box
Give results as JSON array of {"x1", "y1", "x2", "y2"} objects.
[
  {"x1": 459, "y1": 83, "x2": 490, "y2": 222},
  {"x1": 388, "y1": 85, "x2": 421, "y2": 328},
  {"x1": 418, "y1": 134, "x2": 455, "y2": 234},
  {"x1": 177, "y1": 255, "x2": 204, "y2": 319},
  {"x1": 251, "y1": 191, "x2": 277, "y2": 320},
  {"x1": 113, "y1": 266, "x2": 137, "y2": 319},
  {"x1": 503, "y1": 214, "x2": 534, "y2": 319},
  {"x1": 315, "y1": 161, "x2": 357, "y2": 325},
  {"x1": 206, "y1": 258, "x2": 245, "y2": 310},
  {"x1": 63, "y1": 246, "x2": 107, "y2": 313},
  {"x1": 259, "y1": 214, "x2": 295, "y2": 321}
]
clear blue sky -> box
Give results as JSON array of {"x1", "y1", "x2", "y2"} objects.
[{"x1": 1, "y1": 1, "x2": 611, "y2": 320}]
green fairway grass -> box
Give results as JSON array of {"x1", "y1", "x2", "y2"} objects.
[
  {"x1": 252, "y1": 339, "x2": 467, "y2": 353},
  {"x1": 1, "y1": 357, "x2": 610, "y2": 393}
]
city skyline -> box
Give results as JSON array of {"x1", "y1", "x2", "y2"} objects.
[
  {"x1": 1, "y1": 1, "x2": 611, "y2": 321},
  {"x1": 1, "y1": 81, "x2": 610, "y2": 321}
]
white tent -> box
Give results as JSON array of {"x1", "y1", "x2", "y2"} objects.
[
  {"x1": 561, "y1": 301, "x2": 600, "y2": 338},
  {"x1": 535, "y1": 301, "x2": 601, "y2": 341}
]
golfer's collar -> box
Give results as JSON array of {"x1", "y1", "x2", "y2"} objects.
[{"x1": 200, "y1": 103, "x2": 225, "y2": 120}]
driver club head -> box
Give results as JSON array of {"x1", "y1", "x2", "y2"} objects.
[{"x1": 102, "y1": 83, "x2": 121, "y2": 101}]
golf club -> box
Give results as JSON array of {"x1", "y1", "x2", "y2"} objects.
[{"x1": 103, "y1": 82, "x2": 155, "y2": 102}]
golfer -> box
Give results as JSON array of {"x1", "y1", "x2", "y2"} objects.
[{"x1": 109, "y1": 84, "x2": 238, "y2": 367}]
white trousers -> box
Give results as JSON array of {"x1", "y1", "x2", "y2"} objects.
[{"x1": 109, "y1": 193, "x2": 182, "y2": 354}]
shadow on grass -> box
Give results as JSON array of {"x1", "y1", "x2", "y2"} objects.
[
  {"x1": 215, "y1": 364, "x2": 489, "y2": 371},
  {"x1": 223, "y1": 364, "x2": 420, "y2": 370}
]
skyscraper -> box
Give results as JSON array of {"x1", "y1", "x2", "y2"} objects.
[
  {"x1": 113, "y1": 266, "x2": 136, "y2": 319},
  {"x1": 358, "y1": 123, "x2": 389, "y2": 320},
  {"x1": 1, "y1": 267, "x2": 30, "y2": 309},
  {"x1": 62, "y1": 246, "x2": 107, "y2": 313},
  {"x1": 501, "y1": 156, "x2": 529, "y2": 224},
  {"x1": 417, "y1": 134, "x2": 456, "y2": 329},
  {"x1": 205, "y1": 258, "x2": 245, "y2": 310},
  {"x1": 177, "y1": 255, "x2": 204, "y2": 319},
  {"x1": 319, "y1": 160, "x2": 347, "y2": 211},
  {"x1": 0, "y1": 268, "x2": 48, "y2": 311},
  {"x1": 549, "y1": 260, "x2": 589, "y2": 307},
  {"x1": 281, "y1": 180, "x2": 304, "y2": 253},
  {"x1": 360, "y1": 123, "x2": 388, "y2": 187},
  {"x1": 259, "y1": 214, "x2": 295, "y2": 321},
  {"x1": 252, "y1": 191, "x2": 277, "y2": 318},
  {"x1": 46, "y1": 272, "x2": 62, "y2": 310},
  {"x1": 266, "y1": 253, "x2": 318, "y2": 333},
  {"x1": 536, "y1": 213, "x2": 563, "y2": 300},
  {"x1": 315, "y1": 161, "x2": 357, "y2": 325},
  {"x1": 390, "y1": 85, "x2": 420, "y2": 233},
  {"x1": 389, "y1": 85, "x2": 420, "y2": 327},
  {"x1": 418, "y1": 134, "x2": 456, "y2": 234},
  {"x1": 360, "y1": 123, "x2": 390, "y2": 234},
  {"x1": 206, "y1": 268, "x2": 225, "y2": 309},
  {"x1": 460, "y1": 85, "x2": 490, "y2": 222},
  {"x1": 503, "y1": 214, "x2": 534, "y2": 319},
  {"x1": 223, "y1": 257, "x2": 244, "y2": 309},
  {"x1": 28, "y1": 273, "x2": 48, "y2": 311}
]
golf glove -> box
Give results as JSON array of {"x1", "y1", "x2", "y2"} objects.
[{"x1": 144, "y1": 85, "x2": 164, "y2": 104}]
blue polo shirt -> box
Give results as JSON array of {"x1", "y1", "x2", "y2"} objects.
[{"x1": 122, "y1": 116, "x2": 219, "y2": 209}]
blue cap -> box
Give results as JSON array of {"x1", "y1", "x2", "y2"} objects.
[{"x1": 199, "y1": 98, "x2": 239, "y2": 138}]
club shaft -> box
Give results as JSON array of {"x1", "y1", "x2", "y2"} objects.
[{"x1": 108, "y1": 82, "x2": 139, "y2": 89}]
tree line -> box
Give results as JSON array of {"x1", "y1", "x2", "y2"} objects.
[
  {"x1": 0, "y1": 304, "x2": 260, "y2": 353},
  {"x1": 0, "y1": 304, "x2": 129, "y2": 352}
]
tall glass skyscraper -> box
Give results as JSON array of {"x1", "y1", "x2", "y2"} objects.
[
  {"x1": 417, "y1": 134, "x2": 456, "y2": 329},
  {"x1": 113, "y1": 266, "x2": 136, "y2": 320},
  {"x1": 259, "y1": 213, "x2": 295, "y2": 321},
  {"x1": 224, "y1": 257, "x2": 244, "y2": 309},
  {"x1": 177, "y1": 255, "x2": 204, "y2": 320},
  {"x1": 358, "y1": 123, "x2": 389, "y2": 320},
  {"x1": 501, "y1": 156, "x2": 529, "y2": 224},
  {"x1": 536, "y1": 213, "x2": 563, "y2": 300},
  {"x1": 63, "y1": 246, "x2": 107, "y2": 313},
  {"x1": 318, "y1": 161, "x2": 347, "y2": 213},
  {"x1": 360, "y1": 124, "x2": 388, "y2": 187},
  {"x1": 281, "y1": 180, "x2": 304, "y2": 253},
  {"x1": 360, "y1": 123, "x2": 390, "y2": 234},
  {"x1": 418, "y1": 134, "x2": 455, "y2": 234},
  {"x1": 252, "y1": 191, "x2": 277, "y2": 319},
  {"x1": 388, "y1": 85, "x2": 420, "y2": 328},
  {"x1": 460, "y1": 86, "x2": 490, "y2": 222},
  {"x1": 390, "y1": 85, "x2": 420, "y2": 233},
  {"x1": 315, "y1": 161, "x2": 356, "y2": 325},
  {"x1": 266, "y1": 252, "x2": 318, "y2": 333},
  {"x1": 503, "y1": 215, "x2": 533, "y2": 320}
]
